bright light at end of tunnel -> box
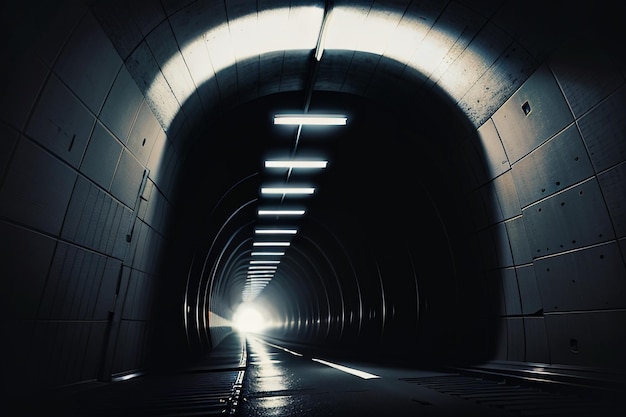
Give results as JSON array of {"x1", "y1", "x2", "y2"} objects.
[{"x1": 233, "y1": 304, "x2": 267, "y2": 334}]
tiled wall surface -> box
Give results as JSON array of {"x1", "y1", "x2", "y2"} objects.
[
  {"x1": 0, "y1": 4, "x2": 179, "y2": 391},
  {"x1": 466, "y1": 47, "x2": 626, "y2": 368}
]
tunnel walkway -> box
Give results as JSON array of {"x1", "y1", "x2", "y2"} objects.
[
  {"x1": 16, "y1": 333, "x2": 247, "y2": 416},
  {"x1": 15, "y1": 332, "x2": 625, "y2": 416}
]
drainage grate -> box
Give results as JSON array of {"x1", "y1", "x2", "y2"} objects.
[{"x1": 399, "y1": 375, "x2": 622, "y2": 416}]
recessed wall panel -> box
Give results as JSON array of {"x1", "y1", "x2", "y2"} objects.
[
  {"x1": 511, "y1": 124, "x2": 595, "y2": 208},
  {"x1": 26, "y1": 74, "x2": 95, "y2": 169},
  {"x1": 0, "y1": 139, "x2": 77, "y2": 235},
  {"x1": 146, "y1": 129, "x2": 167, "y2": 177},
  {"x1": 577, "y1": 86, "x2": 626, "y2": 173},
  {"x1": 127, "y1": 100, "x2": 161, "y2": 166},
  {"x1": 492, "y1": 64, "x2": 573, "y2": 164},
  {"x1": 61, "y1": 176, "x2": 131, "y2": 259},
  {"x1": 39, "y1": 242, "x2": 112, "y2": 321},
  {"x1": 504, "y1": 216, "x2": 533, "y2": 265},
  {"x1": 535, "y1": 242, "x2": 626, "y2": 313},
  {"x1": 598, "y1": 162, "x2": 626, "y2": 238},
  {"x1": 477, "y1": 117, "x2": 510, "y2": 180},
  {"x1": 99, "y1": 66, "x2": 144, "y2": 143},
  {"x1": 110, "y1": 150, "x2": 145, "y2": 209},
  {"x1": 516, "y1": 264, "x2": 542, "y2": 315},
  {"x1": 93, "y1": 257, "x2": 122, "y2": 320},
  {"x1": 54, "y1": 12, "x2": 122, "y2": 114},
  {"x1": 501, "y1": 267, "x2": 522, "y2": 316},
  {"x1": 549, "y1": 41, "x2": 623, "y2": 118},
  {"x1": 493, "y1": 222, "x2": 514, "y2": 268},
  {"x1": 491, "y1": 171, "x2": 521, "y2": 221},
  {"x1": 523, "y1": 317, "x2": 549, "y2": 363},
  {"x1": 80, "y1": 121, "x2": 123, "y2": 190},
  {"x1": 522, "y1": 178, "x2": 614, "y2": 258},
  {"x1": 0, "y1": 221, "x2": 56, "y2": 319},
  {"x1": 545, "y1": 311, "x2": 626, "y2": 370}
]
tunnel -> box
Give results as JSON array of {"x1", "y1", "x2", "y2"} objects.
[{"x1": 1, "y1": 0, "x2": 625, "y2": 415}]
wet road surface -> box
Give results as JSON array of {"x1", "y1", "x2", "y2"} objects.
[
  {"x1": 239, "y1": 336, "x2": 624, "y2": 417},
  {"x1": 15, "y1": 332, "x2": 624, "y2": 416}
]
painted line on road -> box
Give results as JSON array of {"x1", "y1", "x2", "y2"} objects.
[
  {"x1": 312, "y1": 358, "x2": 381, "y2": 379},
  {"x1": 253, "y1": 338, "x2": 303, "y2": 357},
  {"x1": 253, "y1": 337, "x2": 380, "y2": 379}
]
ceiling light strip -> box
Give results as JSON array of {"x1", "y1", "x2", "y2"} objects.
[{"x1": 274, "y1": 114, "x2": 347, "y2": 125}]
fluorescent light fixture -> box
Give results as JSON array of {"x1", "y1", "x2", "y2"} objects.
[
  {"x1": 255, "y1": 228, "x2": 298, "y2": 234},
  {"x1": 250, "y1": 260, "x2": 280, "y2": 265},
  {"x1": 258, "y1": 209, "x2": 305, "y2": 216},
  {"x1": 247, "y1": 275, "x2": 274, "y2": 279},
  {"x1": 261, "y1": 187, "x2": 315, "y2": 195},
  {"x1": 251, "y1": 251, "x2": 285, "y2": 256},
  {"x1": 274, "y1": 114, "x2": 347, "y2": 125},
  {"x1": 265, "y1": 160, "x2": 328, "y2": 169},
  {"x1": 314, "y1": 8, "x2": 332, "y2": 62},
  {"x1": 253, "y1": 242, "x2": 290, "y2": 247},
  {"x1": 248, "y1": 265, "x2": 278, "y2": 270}
]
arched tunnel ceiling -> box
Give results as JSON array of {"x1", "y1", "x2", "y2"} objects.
[
  {"x1": 84, "y1": 0, "x2": 622, "y2": 348},
  {"x1": 91, "y1": 0, "x2": 590, "y2": 136}
]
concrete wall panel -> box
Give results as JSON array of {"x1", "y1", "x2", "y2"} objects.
[
  {"x1": 61, "y1": 176, "x2": 132, "y2": 259},
  {"x1": 0, "y1": 221, "x2": 57, "y2": 319},
  {"x1": 577, "y1": 86, "x2": 626, "y2": 173},
  {"x1": 80, "y1": 121, "x2": 123, "y2": 190},
  {"x1": 491, "y1": 171, "x2": 521, "y2": 221},
  {"x1": 99, "y1": 66, "x2": 144, "y2": 144},
  {"x1": 523, "y1": 317, "x2": 550, "y2": 363},
  {"x1": 549, "y1": 40, "x2": 624, "y2": 118},
  {"x1": 504, "y1": 216, "x2": 533, "y2": 266},
  {"x1": 511, "y1": 124, "x2": 595, "y2": 208},
  {"x1": 110, "y1": 149, "x2": 145, "y2": 208},
  {"x1": 516, "y1": 265, "x2": 542, "y2": 315},
  {"x1": 26, "y1": 74, "x2": 95, "y2": 169},
  {"x1": 54, "y1": 12, "x2": 122, "y2": 114},
  {"x1": 0, "y1": 139, "x2": 77, "y2": 235},
  {"x1": 545, "y1": 311, "x2": 626, "y2": 370},
  {"x1": 492, "y1": 65, "x2": 573, "y2": 164},
  {"x1": 534, "y1": 241, "x2": 626, "y2": 313},
  {"x1": 598, "y1": 162, "x2": 626, "y2": 238},
  {"x1": 127, "y1": 100, "x2": 161, "y2": 166},
  {"x1": 522, "y1": 178, "x2": 614, "y2": 258}
]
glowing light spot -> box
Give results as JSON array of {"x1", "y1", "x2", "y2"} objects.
[{"x1": 233, "y1": 304, "x2": 267, "y2": 333}]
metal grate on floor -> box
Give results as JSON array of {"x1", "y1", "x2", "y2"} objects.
[
  {"x1": 399, "y1": 374, "x2": 624, "y2": 417},
  {"x1": 21, "y1": 333, "x2": 249, "y2": 417}
]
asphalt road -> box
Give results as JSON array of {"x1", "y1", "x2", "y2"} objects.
[{"x1": 237, "y1": 336, "x2": 601, "y2": 417}]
